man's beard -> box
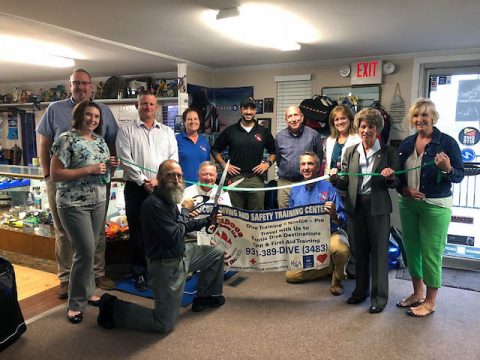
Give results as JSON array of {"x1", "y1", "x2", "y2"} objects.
[{"x1": 161, "y1": 181, "x2": 185, "y2": 205}]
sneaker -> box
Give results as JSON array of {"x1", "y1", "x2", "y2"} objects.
[
  {"x1": 191, "y1": 295, "x2": 225, "y2": 312},
  {"x1": 133, "y1": 274, "x2": 149, "y2": 291},
  {"x1": 330, "y1": 282, "x2": 344, "y2": 296},
  {"x1": 95, "y1": 275, "x2": 116, "y2": 290},
  {"x1": 97, "y1": 293, "x2": 117, "y2": 329},
  {"x1": 58, "y1": 281, "x2": 69, "y2": 299}
]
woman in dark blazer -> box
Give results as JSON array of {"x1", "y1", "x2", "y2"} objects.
[{"x1": 330, "y1": 108, "x2": 399, "y2": 314}]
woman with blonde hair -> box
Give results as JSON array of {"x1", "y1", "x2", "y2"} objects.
[
  {"x1": 323, "y1": 105, "x2": 361, "y2": 176},
  {"x1": 324, "y1": 105, "x2": 361, "y2": 276},
  {"x1": 396, "y1": 98, "x2": 464, "y2": 317}
]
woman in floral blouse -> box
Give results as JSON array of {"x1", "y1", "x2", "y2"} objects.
[{"x1": 51, "y1": 100, "x2": 117, "y2": 324}]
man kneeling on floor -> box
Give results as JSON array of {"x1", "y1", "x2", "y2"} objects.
[
  {"x1": 97, "y1": 159, "x2": 225, "y2": 332},
  {"x1": 288, "y1": 151, "x2": 350, "y2": 296}
]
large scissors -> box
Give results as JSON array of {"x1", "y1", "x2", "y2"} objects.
[
  {"x1": 206, "y1": 160, "x2": 230, "y2": 234},
  {"x1": 191, "y1": 176, "x2": 244, "y2": 212}
]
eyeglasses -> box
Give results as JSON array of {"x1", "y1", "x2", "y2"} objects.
[
  {"x1": 166, "y1": 172, "x2": 183, "y2": 180},
  {"x1": 71, "y1": 80, "x2": 91, "y2": 86}
]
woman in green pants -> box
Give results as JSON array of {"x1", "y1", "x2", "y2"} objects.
[{"x1": 396, "y1": 98, "x2": 464, "y2": 317}]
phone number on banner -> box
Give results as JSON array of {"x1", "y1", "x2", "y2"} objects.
[{"x1": 198, "y1": 205, "x2": 331, "y2": 272}]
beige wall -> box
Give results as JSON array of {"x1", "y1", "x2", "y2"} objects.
[
  {"x1": 187, "y1": 66, "x2": 214, "y2": 88},
  {"x1": 190, "y1": 58, "x2": 414, "y2": 138}
]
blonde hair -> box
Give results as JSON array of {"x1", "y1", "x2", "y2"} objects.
[
  {"x1": 407, "y1": 98, "x2": 439, "y2": 126},
  {"x1": 328, "y1": 105, "x2": 355, "y2": 138}
]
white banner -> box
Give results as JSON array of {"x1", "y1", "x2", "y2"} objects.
[{"x1": 197, "y1": 204, "x2": 331, "y2": 272}]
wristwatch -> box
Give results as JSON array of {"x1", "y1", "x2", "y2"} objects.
[
  {"x1": 266, "y1": 160, "x2": 274, "y2": 167},
  {"x1": 441, "y1": 168, "x2": 454, "y2": 176}
]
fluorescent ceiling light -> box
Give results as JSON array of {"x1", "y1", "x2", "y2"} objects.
[
  {"x1": 203, "y1": 3, "x2": 319, "y2": 51},
  {"x1": 0, "y1": 35, "x2": 77, "y2": 68}
]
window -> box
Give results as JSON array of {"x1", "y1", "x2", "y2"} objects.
[{"x1": 275, "y1": 75, "x2": 312, "y2": 135}]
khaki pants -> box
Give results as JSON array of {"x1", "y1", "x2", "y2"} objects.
[
  {"x1": 46, "y1": 178, "x2": 108, "y2": 282},
  {"x1": 277, "y1": 178, "x2": 301, "y2": 209},
  {"x1": 228, "y1": 174, "x2": 265, "y2": 210},
  {"x1": 286, "y1": 230, "x2": 350, "y2": 283}
]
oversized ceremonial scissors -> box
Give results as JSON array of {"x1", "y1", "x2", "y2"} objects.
[
  {"x1": 206, "y1": 160, "x2": 231, "y2": 234},
  {"x1": 191, "y1": 176, "x2": 244, "y2": 211}
]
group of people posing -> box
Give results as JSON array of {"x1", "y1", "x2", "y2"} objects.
[
  {"x1": 277, "y1": 99, "x2": 463, "y2": 318},
  {"x1": 36, "y1": 68, "x2": 464, "y2": 331}
]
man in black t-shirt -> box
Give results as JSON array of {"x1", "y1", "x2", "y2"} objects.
[{"x1": 211, "y1": 97, "x2": 276, "y2": 210}]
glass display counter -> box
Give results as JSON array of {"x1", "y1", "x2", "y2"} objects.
[{"x1": 0, "y1": 165, "x2": 127, "y2": 263}]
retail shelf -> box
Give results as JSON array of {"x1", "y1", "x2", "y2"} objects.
[{"x1": 0, "y1": 97, "x2": 178, "y2": 109}]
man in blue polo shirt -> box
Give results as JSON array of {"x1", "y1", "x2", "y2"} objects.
[
  {"x1": 36, "y1": 68, "x2": 118, "y2": 298},
  {"x1": 275, "y1": 105, "x2": 323, "y2": 208},
  {"x1": 288, "y1": 151, "x2": 350, "y2": 295}
]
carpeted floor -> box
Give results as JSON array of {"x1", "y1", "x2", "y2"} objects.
[
  {"x1": 4, "y1": 271, "x2": 480, "y2": 360},
  {"x1": 396, "y1": 267, "x2": 480, "y2": 292}
]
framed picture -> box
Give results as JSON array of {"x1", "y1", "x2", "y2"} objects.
[
  {"x1": 264, "y1": 97, "x2": 274, "y2": 113},
  {"x1": 255, "y1": 99, "x2": 264, "y2": 114},
  {"x1": 257, "y1": 117, "x2": 271, "y2": 132}
]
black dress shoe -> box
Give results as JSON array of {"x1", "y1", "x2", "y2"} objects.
[
  {"x1": 133, "y1": 275, "x2": 149, "y2": 291},
  {"x1": 88, "y1": 299, "x2": 100, "y2": 307},
  {"x1": 192, "y1": 295, "x2": 226, "y2": 312},
  {"x1": 67, "y1": 311, "x2": 83, "y2": 324},
  {"x1": 368, "y1": 306, "x2": 384, "y2": 314},
  {"x1": 347, "y1": 296, "x2": 367, "y2": 304}
]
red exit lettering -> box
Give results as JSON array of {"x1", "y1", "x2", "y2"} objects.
[{"x1": 356, "y1": 61, "x2": 379, "y2": 78}]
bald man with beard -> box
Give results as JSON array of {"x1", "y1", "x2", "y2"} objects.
[{"x1": 97, "y1": 160, "x2": 225, "y2": 333}]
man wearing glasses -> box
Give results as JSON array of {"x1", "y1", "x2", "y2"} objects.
[
  {"x1": 97, "y1": 160, "x2": 225, "y2": 333},
  {"x1": 116, "y1": 90, "x2": 178, "y2": 291},
  {"x1": 36, "y1": 68, "x2": 119, "y2": 299},
  {"x1": 275, "y1": 106, "x2": 323, "y2": 208}
]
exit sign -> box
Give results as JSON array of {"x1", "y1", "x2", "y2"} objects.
[{"x1": 351, "y1": 60, "x2": 383, "y2": 85}]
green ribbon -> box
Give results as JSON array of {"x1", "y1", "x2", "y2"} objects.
[
  {"x1": 338, "y1": 160, "x2": 435, "y2": 177},
  {"x1": 117, "y1": 157, "x2": 437, "y2": 192},
  {"x1": 118, "y1": 156, "x2": 212, "y2": 187}
]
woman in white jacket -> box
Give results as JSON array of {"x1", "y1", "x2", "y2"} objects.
[
  {"x1": 324, "y1": 105, "x2": 361, "y2": 177},
  {"x1": 324, "y1": 105, "x2": 360, "y2": 277}
]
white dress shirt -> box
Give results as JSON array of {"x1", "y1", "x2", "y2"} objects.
[
  {"x1": 182, "y1": 183, "x2": 232, "y2": 244},
  {"x1": 116, "y1": 119, "x2": 178, "y2": 185},
  {"x1": 357, "y1": 139, "x2": 381, "y2": 194}
]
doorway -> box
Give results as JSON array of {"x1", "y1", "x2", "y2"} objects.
[{"x1": 424, "y1": 66, "x2": 480, "y2": 269}]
